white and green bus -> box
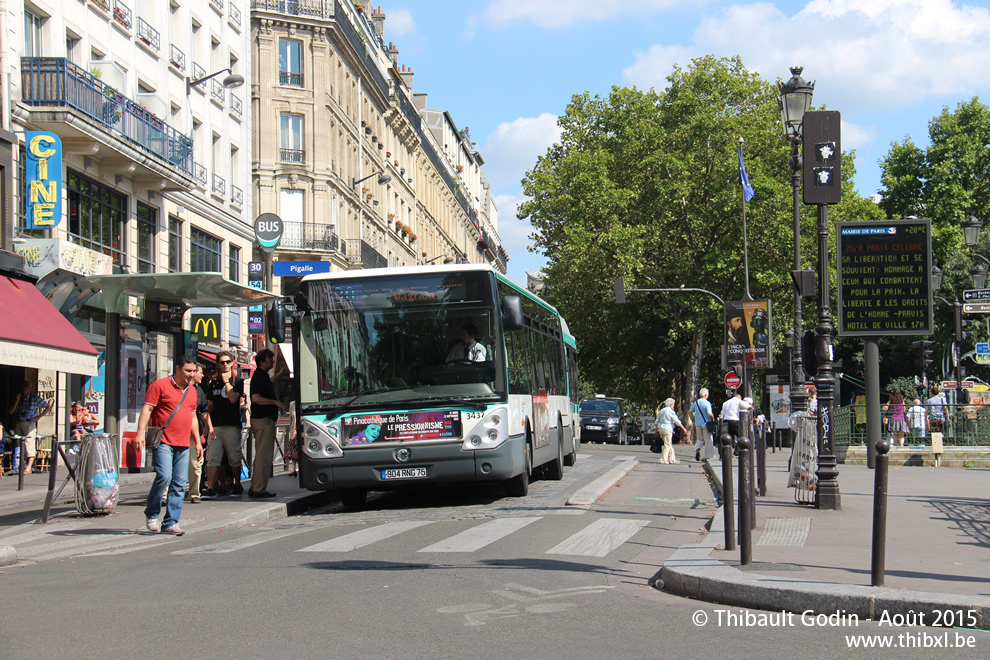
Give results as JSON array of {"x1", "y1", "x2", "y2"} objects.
[{"x1": 293, "y1": 263, "x2": 580, "y2": 506}]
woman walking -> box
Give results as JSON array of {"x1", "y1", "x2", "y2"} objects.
[
  {"x1": 655, "y1": 398, "x2": 688, "y2": 465},
  {"x1": 883, "y1": 389, "x2": 909, "y2": 447}
]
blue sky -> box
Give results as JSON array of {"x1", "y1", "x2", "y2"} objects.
[{"x1": 384, "y1": 0, "x2": 990, "y2": 285}]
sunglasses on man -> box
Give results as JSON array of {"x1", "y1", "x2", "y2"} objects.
[{"x1": 219, "y1": 360, "x2": 232, "y2": 365}]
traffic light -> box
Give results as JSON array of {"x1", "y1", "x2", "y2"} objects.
[
  {"x1": 614, "y1": 277, "x2": 626, "y2": 304},
  {"x1": 912, "y1": 340, "x2": 934, "y2": 375},
  {"x1": 955, "y1": 304, "x2": 975, "y2": 343},
  {"x1": 801, "y1": 329, "x2": 819, "y2": 379}
]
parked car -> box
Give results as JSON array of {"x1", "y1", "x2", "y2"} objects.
[{"x1": 579, "y1": 396, "x2": 630, "y2": 444}]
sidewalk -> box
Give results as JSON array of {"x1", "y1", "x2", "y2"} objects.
[
  {"x1": 661, "y1": 447, "x2": 990, "y2": 627},
  {"x1": 0, "y1": 466, "x2": 335, "y2": 565}
]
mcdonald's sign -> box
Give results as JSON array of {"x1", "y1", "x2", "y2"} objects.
[{"x1": 190, "y1": 313, "x2": 222, "y2": 342}]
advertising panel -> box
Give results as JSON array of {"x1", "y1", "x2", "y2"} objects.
[
  {"x1": 341, "y1": 410, "x2": 462, "y2": 446},
  {"x1": 119, "y1": 320, "x2": 147, "y2": 469},
  {"x1": 724, "y1": 299, "x2": 772, "y2": 368},
  {"x1": 25, "y1": 132, "x2": 62, "y2": 229}
]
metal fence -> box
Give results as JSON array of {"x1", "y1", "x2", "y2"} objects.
[{"x1": 835, "y1": 403, "x2": 990, "y2": 446}]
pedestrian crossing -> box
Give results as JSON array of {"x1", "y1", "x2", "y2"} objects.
[{"x1": 6, "y1": 515, "x2": 654, "y2": 562}]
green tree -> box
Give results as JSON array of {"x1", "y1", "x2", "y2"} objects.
[{"x1": 520, "y1": 56, "x2": 880, "y2": 414}]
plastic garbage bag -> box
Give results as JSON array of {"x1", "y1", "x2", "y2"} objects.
[{"x1": 75, "y1": 434, "x2": 120, "y2": 515}]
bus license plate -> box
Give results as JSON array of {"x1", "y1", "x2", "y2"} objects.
[
  {"x1": 382, "y1": 467, "x2": 427, "y2": 480},
  {"x1": 586, "y1": 425, "x2": 603, "y2": 430}
]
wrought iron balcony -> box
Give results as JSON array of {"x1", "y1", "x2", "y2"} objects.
[
  {"x1": 192, "y1": 62, "x2": 207, "y2": 83},
  {"x1": 113, "y1": 0, "x2": 132, "y2": 28},
  {"x1": 211, "y1": 79, "x2": 225, "y2": 104},
  {"x1": 230, "y1": 93, "x2": 243, "y2": 117},
  {"x1": 229, "y1": 3, "x2": 242, "y2": 26},
  {"x1": 250, "y1": 0, "x2": 332, "y2": 20},
  {"x1": 169, "y1": 44, "x2": 186, "y2": 71},
  {"x1": 137, "y1": 18, "x2": 160, "y2": 52},
  {"x1": 343, "y1": 238, "x2": 386, "y2": 269},
  {"x1": 231, "y1": 184, "x2": 244, "y2": 207},
  {"x1": 280, "y1": 148, "x2": 305, "y2": 164},
  {"x1": 20, "y1": 58, "x2": 193, "y2": 176},
  {"x1": 279, "y1": 71, "x2": 304, "y2": 87},
  {"x1": 212, "y1": 173, "x2": 226, "y2": 197},
  {"x1": 209, "y1": 0, "x2": 224, "y2": 13},
  {"x1": 194, "y1": 163, "x2": 207, "y2": 186},
  {"x1": 281, "y1": 222, "x2": 339, "y2": 252}
]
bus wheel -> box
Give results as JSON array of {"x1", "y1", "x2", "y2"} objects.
[
  {"x1": 505, "y1": 442, "x2": 531, "y2": 497},
  {"x1": 340, "y1": 489, "x2": 367, "y2": 507},
  {"x1": 564, "y1": 425, "x2": 577, "y2": 467},
  {"x1": 546, "y1": 427, "x2": 564, "y2": 481}
]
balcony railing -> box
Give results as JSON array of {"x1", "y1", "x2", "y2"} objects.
[
  {"x1": 281, "y1": 221, "x2": 339, "y2": 252},
  {"x1": 229, "y1": 3, "x2": 242, "y2": 26},
  {"x1": 231, "y1": 184, "x2": 243, "y2": 207},
  {"x1": 137, "y1": 18, "x2": 160, "y2": 52},
  {"x1": 113, "y1": 0, "x2": 132, "y2": 28},
  {"x1": 280, "y1": 147, "x2": 305, "y2": 164},
  {"x1": 169, "y1": 44, "x2": 186, "y2": 71},
  {"x1": 343, "y1": 238, "x2": 386, "y2": 269},
  {"x1": 230, "y1": 93, "x2": 243, "y2": 117},
  {"x1": 209, "y1": 0, "x2": 224, "y2": 13},
  {"x1": 250, "y1": 0, "x2": 332, "y2": 20},
  {"x1": 194, "y1": 163, "x2": 207, "y2": 186},
  {"x1": 211, "y1": 79, "x2": 225, "y2": 104},
  {"x1": 212, "y1": 173, "x2": 226, "y2": 197},
  {"x1": 20, "y1": 58, "x2": 193, "y2": 176},
  {"x1": 279, "y1": 71, "x2": 304, "y2": 87}
]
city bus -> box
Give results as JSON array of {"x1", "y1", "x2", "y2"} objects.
[{"x1": 292, "y1": 263, "x2": 580, "y2": 506}]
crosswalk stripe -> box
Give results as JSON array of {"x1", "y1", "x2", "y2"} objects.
[
  {"x1": 173, "y1": 528, "x2": 310, "y2": 555},
  {"x1": 417, "y1": 517, "x2": 540, "y2": 553},
  {"x1": 296, "y1": 521, "x2": 433, "y2": 553},
  {"x1": 544, "y1": 518, "x2": 649, "y2": 557}
]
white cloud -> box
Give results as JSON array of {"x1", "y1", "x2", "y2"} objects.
[
  {"x1": 840, "y1": 120, "x2": 876, "y2": 152},
  {"x1": 385, "y1": 8, "x2": 416, "y2": 37},
  {"x1": 494, "y1": 193, "x2": 549, "y2": 284},
  {"x1": 481, "y1": 113, "x2": 563, "y2": 191},
  {"x1": 621, "y1": 0, "x2": 990, "y2": 114},
  {"x1": 479, "y1": 0, "x2": 682, "y2": 29}
]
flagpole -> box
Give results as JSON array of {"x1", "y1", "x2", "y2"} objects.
[{"x1": 739, "y1": 137, "x2": 752, "y2": 302}]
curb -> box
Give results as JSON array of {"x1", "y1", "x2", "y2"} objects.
[
  {"x1": 566, "y1": 458, "x2": 638, "y2": 507},
  {"x1": 216, "y1": 490, "x2": 337, "y2": 529},
  {"x1": 660, "y1": 503, "x2": 990, "y2": 629}
]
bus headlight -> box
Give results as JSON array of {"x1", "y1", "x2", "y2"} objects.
[
  {"x1": 462, "y1": 407, "x2": 508, "y2": 451},
  {"x1": 302, "y1": 418, "x2": 343, "y2": 459}
]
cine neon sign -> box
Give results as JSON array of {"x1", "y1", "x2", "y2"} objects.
[{"x1": 25, "y1": 132, "x2": 62, "y2": 229}]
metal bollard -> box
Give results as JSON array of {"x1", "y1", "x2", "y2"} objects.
[
  {"x1": 720, "y1": 432, "x2": 736, "y2": 551},
  {"x1": 871, "y1": 439, "x2": 890, "y2": 587},
  {"x1": 757, "y1": 422, "x2": 767, "y2": 496},
  {"x1": 738, "y1": 436, "x2": 753, "y2": 565}
]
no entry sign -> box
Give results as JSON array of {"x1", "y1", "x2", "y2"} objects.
[{"x1": 724, "y1": 372, "x2": 742, "y2": 389}]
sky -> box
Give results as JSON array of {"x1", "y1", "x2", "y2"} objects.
[{"x1": 385, "y1": 0, "x2": 990, "y2": 286}]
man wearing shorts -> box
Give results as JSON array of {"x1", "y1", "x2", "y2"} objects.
[
  {"x1": 205, "y1": 350, "x2": 245, "y2": 498},
  {"x1": 9, "y1": 380, "x2": 49, "y2": 474}
]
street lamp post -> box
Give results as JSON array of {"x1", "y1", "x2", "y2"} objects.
[{"x1": 779, "y1": 67, "x2": 814, "y2": 432}]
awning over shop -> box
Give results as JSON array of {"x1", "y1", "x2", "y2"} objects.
[
  {"x1": 87, "y1": 272, "x2": 277, "y2": 311},
  {"x1": 0, "y1": 274, "x2": 99, "y2": 375}
]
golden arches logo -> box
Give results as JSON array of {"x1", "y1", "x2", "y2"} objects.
[{"x1": 193, "y1": 317, "x2": 219, "y2": 340}]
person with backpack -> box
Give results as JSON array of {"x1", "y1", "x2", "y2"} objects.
[{"x1": 690, "y1": 388, "x2": 715, "y2": 462}]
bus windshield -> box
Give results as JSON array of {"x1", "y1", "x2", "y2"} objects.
[{"x1": 299, "y1": 271, "x2": 505, "y2": 415}]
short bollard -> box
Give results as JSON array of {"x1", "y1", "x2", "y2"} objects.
[
  {"x1": 720, "y1": 433, "x2": 736, "y2": 552},
  {"x1": 738, "y1": 436, "x2": 753, "y2": 566},
  {"x1": 871, "y1": 439, "x2": 890, "y2": 587}
]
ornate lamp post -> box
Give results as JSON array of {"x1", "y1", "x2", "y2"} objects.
[{"x1": 779, "y1": 67, "x2": 814, "y2": 426}]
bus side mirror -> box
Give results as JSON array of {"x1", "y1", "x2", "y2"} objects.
[
  {"x1": 267, "y1": 298, "x2": 286, "y2": 343},
  {"x1": 502, "y1": 295, "x2": 524, "y2": 331}
]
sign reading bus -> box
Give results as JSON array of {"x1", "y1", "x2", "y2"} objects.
[{"x1": 837, "y1": 219, "x2": 933, "y2": 337}]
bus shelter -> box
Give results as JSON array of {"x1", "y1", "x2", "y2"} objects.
[{"x1": 86, "y1": 273, "x2": 276, "y2": 468}]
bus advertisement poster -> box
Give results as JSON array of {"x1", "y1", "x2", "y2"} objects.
[
  {"x1": 724, "y1": 299, "x2": 773, "y2": 369},
  {"x1": 342, "y1": 410, "x2": 463, "y2": 445}
]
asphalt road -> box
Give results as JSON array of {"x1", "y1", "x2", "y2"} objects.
[{"x1": 2, "y1": 444, "x2": 987, "y2": 658}]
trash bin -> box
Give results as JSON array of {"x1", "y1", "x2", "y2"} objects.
[{"x1": 74, "y1": 433, "x2": 120, "y2": 515}]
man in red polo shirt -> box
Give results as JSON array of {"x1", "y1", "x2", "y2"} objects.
[{"x1": 136, "y1": 355, "x2": 203, "y2": 535}]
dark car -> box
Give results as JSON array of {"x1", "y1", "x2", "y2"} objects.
[{"x1": 579, "y1": 397, "x2": 629, "y2": 444}]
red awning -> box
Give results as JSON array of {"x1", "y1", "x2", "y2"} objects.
[{"x1": 0, "y1": 274, "x2": 99, "y2": 375}]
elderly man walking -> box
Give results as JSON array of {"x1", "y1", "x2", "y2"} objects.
[
  {"x1": 655, "y1": 398, "x2": 688, "y2": 465},
  {"x1": 690, "y1": 388, "x2": 715, "y2": 462}
]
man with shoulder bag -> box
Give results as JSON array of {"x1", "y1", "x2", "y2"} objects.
[
  {"x1": 136, "y1": 355, "x2": 203, "y2": 535},
  {"x1": 690, "y1": 388, "x2": 716, "y2": 462}
]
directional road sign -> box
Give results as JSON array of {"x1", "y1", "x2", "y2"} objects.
[
  {"x1": 941, "y1": 381, "x2": 958, "y2": 390},
  {"x1": 964, "y1": 289, "x2": 990, "y2": 302},
  {"x1": 963, "y1": 303, "x2": 990, "y2": 314},
  {"x1": 978, "y1": 343, "x2": 990, "y2": 355}
]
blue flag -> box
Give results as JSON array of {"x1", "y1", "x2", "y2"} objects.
[{"x1": 738, "y1": 145, "x2": 755, "y2": 202}]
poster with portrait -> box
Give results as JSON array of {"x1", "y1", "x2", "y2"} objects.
[
  {"x1": 341, "y1": 410, "x2": 462, "y2": 445},
  {"x1": 724, "y1": 299, "x2": 772, "y2": 369}
]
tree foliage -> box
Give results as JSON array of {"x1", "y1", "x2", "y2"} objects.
[{"x1": 520, "y1": 56, "x2": 881, "y2": 413}]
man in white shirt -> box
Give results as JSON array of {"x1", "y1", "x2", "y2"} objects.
[
  {"x1": 445, "y1": 323, "x2": 487, "y2": 363},
  {"x1": 720, "y1": 392, "x2": 742, "y2": 440}
]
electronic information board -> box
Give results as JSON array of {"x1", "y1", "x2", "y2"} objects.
[{"x1": 837, "y1": 219, "x2": 932, "y2": 337}]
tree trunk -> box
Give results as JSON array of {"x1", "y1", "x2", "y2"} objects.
[{"x1": 688, "y1": 328, "x2": 705, "y2": 411}]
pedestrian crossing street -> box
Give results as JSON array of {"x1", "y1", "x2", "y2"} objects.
[{"x1": 3, "y1": 514, "x2": 656, "y2": 562}]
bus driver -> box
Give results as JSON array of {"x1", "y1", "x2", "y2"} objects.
[{"x1": 445, "y1": 323, "x2": 487, "y2": 364}]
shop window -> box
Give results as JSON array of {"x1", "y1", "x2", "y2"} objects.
[{"x1": 67, "y1": 170, "x2": 127, "y2": 266}]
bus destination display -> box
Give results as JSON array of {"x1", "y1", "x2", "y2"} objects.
[{"x1": 837, "y1": 219, "x2": 933, "y2": 337}]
